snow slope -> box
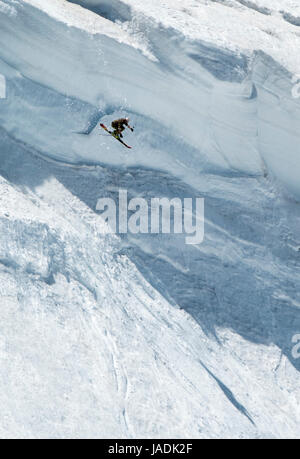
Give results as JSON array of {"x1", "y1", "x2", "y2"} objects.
[{"x1": 0, "y1": 0, "x2": 300, "y2": 438}]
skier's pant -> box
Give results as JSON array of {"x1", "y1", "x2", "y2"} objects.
[{"x1": 111, "y1": 122, "x2": 125, "y2": 138}]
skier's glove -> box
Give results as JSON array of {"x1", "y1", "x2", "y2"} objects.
[{"x1": 130, "y1": 127, "x2": 134, "y2": 132}]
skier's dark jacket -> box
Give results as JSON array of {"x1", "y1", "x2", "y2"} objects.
[{"x1": 111, "y1": 118, "x2": 129, "y2": 131}]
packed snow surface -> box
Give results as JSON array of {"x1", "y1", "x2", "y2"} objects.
[{"x1": 0, "y1": 0, "x2": 300, "y2": 438}]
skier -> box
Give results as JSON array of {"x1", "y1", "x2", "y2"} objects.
[{"x1": 111, "y1": 117, "x2": 134, "y2": 139}]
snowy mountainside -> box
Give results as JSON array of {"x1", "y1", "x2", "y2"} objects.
[{"x1": 0, "y1": 0, "x2": 299, "y2": 439}]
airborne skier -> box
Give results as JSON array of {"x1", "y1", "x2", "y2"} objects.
[
  {"x1": 111, "y1": 117, "x2": 134, "y2": 139},
  {"x1": 100, "y1": 117, "x2": 134, "y2": 149}
]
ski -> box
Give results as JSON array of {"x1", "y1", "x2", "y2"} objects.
[{"x1": 100, "y1": 123, "x2": 132, "y2": 149}]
